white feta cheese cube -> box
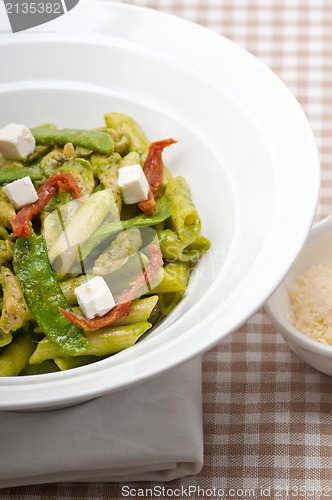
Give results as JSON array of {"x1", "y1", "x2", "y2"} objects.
[
  {"x1": 3, "y1": 176, "x2": 38, "y2": 208},
  {"x1": 74, "y1": 276, "x2": 116, "y2": 319},
  {"x1": 118, "y1": 164, "x2": 150, "y2": 204},
  {"x1": 0, "y1": 123, "x2": 35, "y2": 159}
]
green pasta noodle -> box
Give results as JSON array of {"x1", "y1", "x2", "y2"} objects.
[
  {"x1": 158, "y1": 262, "x2": 190, "y2": 315},
  {"x1": 119, "y1": 151, "x2": 141, "y2": 169},
  {"x1": 112, "y1": 296, "x2": 158, "y2": 326},
  {"x1": 0, "y1": 193, "x2": 16, "y2": 228},
  {"x1": 0, "y1": 330, "x2": 36, "y2": 377},
  {"x1": 149, "y1": 266, "x2": 187, "y2": 294},
  {"x1": 165, "y1": 176, "x2": 201, "y2": 244},
  {"x1": 20, "y1": 360, "x2": 60, "y2": 375},
  {"x1": 40, "y1": 148, "x2": 63, "y2": 178},
  {"x1": 61, "y1": 296, "x2": 157, "y2": 322},
  {"x1": 0, "y1": 329, "x2": 12, "y2": 348},
  {"x1": 29, "y1": 322, "x2": 151, "y2": 364},
  {"x1": 54, "y1": 356, "x2": 103, "y2": 371},
  {"x1": 157, "y1": 229, "x2": 211, "y2": 262},
  {"x1": 91, "y1": 152, "x2": 122, "y2": 214},
  {"x1": 60, "y1": 275, "x2": 91, "y2": 306},
  {"x1": 104, "y1": 113, "x2": 149, "y2": 155},
  {"x1": 0, "y1": 223, "x2": 10, "y2": 240},
  {"x1": 0, "y1": 240, "x2": 14, "y2": 266},
  {"x1": 0, "y1": 267, "x2": 31, "y2": 334},
  {"x1": 57, "y1": 158, "x2": 95, "y2": 203}
]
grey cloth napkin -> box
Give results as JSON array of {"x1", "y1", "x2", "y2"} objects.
[{"x1": 0, "y1": 357, "x2": 203, "y2": 488}]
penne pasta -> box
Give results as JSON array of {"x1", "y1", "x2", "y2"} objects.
[
  {"x1": 0, "y1": 330, "x2": 36, "y2": 377},
  {"x1": 29, "y1": 322, "x2": 151, "y2": 364}
]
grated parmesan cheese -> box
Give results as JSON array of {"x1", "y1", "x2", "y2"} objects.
[{"x1": 289, "y1": 264, "x2": 332, "y2": 346}]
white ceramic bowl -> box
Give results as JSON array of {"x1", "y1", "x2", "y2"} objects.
[
  {"x1": 265, "y1": 216, "x2": 332, "y2": 377},
  {"x1": 0, "y1": 1, "x2": 320, "y2": 410}
]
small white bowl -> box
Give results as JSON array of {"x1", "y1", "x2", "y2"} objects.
[{"x1": 265, "y1": 215, "x2": 332, "y2": 376}]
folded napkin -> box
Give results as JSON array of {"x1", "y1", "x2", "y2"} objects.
[{"x1": 0, "y1": 357, "x2": 203, "y2": 488}]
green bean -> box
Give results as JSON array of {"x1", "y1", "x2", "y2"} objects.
[
  {"x1": 95, "y1": 127, "x2": 130, "y2": 156},
  {"x1": 31, "y1": 127, "x2": 114, "y2": 154},
  {"x1": 0, "y1": 164, "x2": 43, "y2": 184}
]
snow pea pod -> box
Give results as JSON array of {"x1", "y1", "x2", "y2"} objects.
[
  {"x1": 0, "y1": 165, "x2": 43, "y2": 184},
  {"x1": 31, "y1": 127, "x2": 114, "y2": 154},
  {"x1": 13, "y1": 233, "x2": 89, "y2": 355}
]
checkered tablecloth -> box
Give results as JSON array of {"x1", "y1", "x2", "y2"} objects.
[{"x1": 3, "y1": 0, "x2": 332, "y2": 498}]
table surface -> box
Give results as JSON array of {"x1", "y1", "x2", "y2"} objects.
[{"x1": 3, "y1": 0, "x2": 332, "y2": 498}]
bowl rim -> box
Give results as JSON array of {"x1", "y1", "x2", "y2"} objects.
[{"x1": 0, "y1": 1, "x2": 321, "y2": 409}]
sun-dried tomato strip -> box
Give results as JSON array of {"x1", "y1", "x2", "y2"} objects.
[
  {"x1": 143, "y1": 138, "x2": 177, "y2": 193},
  {"x1": 10, "y1": 173, "x2": 82, "y2": 238},
  {"x1": 60, "y1": 244, "x2": 163, "y2": 331},
  {"x1": 138, "y1": 138, "x2": 177, "y2": 215},
  {"x1": 138, "y1": 189, "x2": 155, "y2": 215},
  {"x1": 60, "y1": 301, "x2": 132, "y2": 332}
]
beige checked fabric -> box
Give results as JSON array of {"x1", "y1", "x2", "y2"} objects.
[{"x1": 2, "y1": 0, "x2": 332, "y2": 498}]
